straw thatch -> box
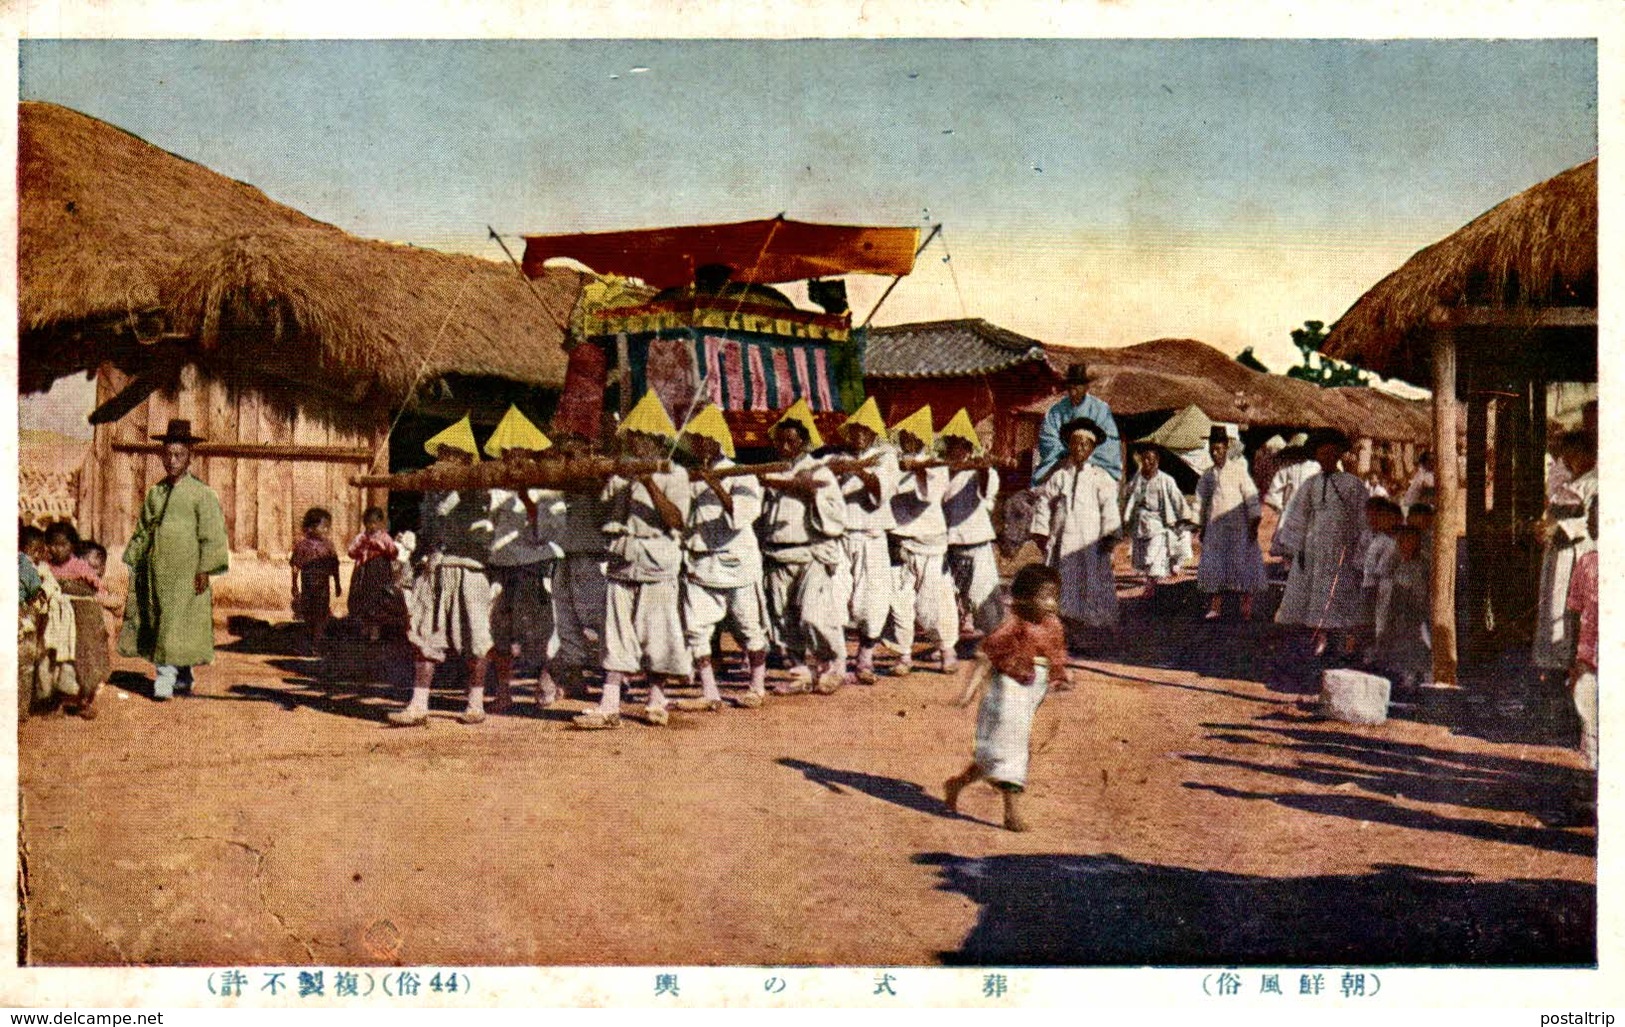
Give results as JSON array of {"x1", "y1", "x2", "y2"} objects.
[
  {"x1": 19, "y1": 101, "x2": 583, "y2": 421},
  {"x1": 1321, "y1": 158, "x2": 1597, "y2": 383},
  {"x1": 1041, "y1": 338, "x2": 1433, "y2": 443}
]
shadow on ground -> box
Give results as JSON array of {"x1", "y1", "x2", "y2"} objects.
[
  {"x1": 915, "y1": 851, "x2": 1594, "y2": 966},
  {"x1": 778, "y1": 757, "x2": 990, "y2": 826},
  {"x1": 1186, "y1": 720, "x2": 1595, "y2": 848}
]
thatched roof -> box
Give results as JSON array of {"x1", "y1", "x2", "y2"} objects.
[
  {"x1": 1321, "y1": 158, "x2": 1597, "y2": 383},
  {"x1": 1042, "y1": 338, "x2": 1433, "y2": 443},
  {"x1": 19, "y1": 101, "x2": 583, "y2": 420}
]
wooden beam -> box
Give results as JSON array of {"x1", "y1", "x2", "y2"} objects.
[
  {"x1": 1431, "y1": 329, "x2": 1460, "y2": 685},
  {"x1": 1437, "y1": 305, "x2": 1596, "y2": 330},
  {"x1": 112, "y1": 441, "x2": 373, "y2": 463}
]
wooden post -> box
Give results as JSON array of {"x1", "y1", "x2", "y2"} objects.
[{"x1": 1431, "y1": 327, "x2": 1459, "y2": 685}]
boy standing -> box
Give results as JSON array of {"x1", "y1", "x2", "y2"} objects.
[
  {"x1": 574, "y1": 392, "x2": 692, "y2": 729},
  {"x1": 759, "y1": 401, "x2": 849, "y2": 696},
  {"x1": 887, "y1": 406, "x2": 960, "y2": 676},
  {"x1": 679, "y1": 404, "x2": 770, "y2": 709}
]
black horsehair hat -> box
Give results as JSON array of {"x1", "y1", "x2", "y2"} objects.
[{"x1": 151, "y1": 418, "x2": 207, "y2": 444}]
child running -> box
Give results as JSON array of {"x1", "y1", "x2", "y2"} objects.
[
  {"x1": 944, "y1": 563, "x2": 1070, "y2": 833},
  {"x1": 347, "y1": 506, "x2": 397, "y2": 642},
  {"x1": 290, "y1": 507, "x2": 342, "y2": 654}
]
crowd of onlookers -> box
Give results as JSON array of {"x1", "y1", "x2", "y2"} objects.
[{"x1": 18, "y1": 519, "x2": 117, "y2": 720}]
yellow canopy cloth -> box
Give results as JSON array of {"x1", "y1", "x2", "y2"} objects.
[
  {"x1": 842, "y1": 396, "x2": 886, "y2": 437},
  {"x1": 939, "y1": 408, "x2": 980, "y2": 450},
  {"x1": 890, "y1": 404, "x2": 934, "y2": 447},
  {"x1": 484, "y1": 404, "x2": 553, "y2": 458},
  {"x1": 772, "y1": 398, "x2": 824, "y2": 450},
  {"x1": 424, "y1": 414, "x2": 480, "y2": 460},
  {"x1": 681, "y1": 403, "x2": 737, "y2": 459},
  {"x1": 619, "y1": 390, "x2": 679, "y2": 440}
]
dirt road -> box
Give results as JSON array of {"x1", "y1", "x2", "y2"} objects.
[{"x1": 20, "y1": 596, "x2": 1594, "y2": 967}]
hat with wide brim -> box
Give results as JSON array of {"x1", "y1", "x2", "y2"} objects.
[
  {"x1": 680, "y1": 403, "x2": 736, "y2": 459},
  {"x1": 484, "y1": 404, "x2": 553, "y2": 458},
  {"x1": 1058, "y1": 417, "x2": 1105, "y2": 445},
  {"x1": 424, "y1": 415, "x2": 480, "y2": 459},
  {"x1": 151, "y1": 418, "x2": 207, "y2": 444},
  {"x1": 1207, "y1": 425, "x2": 1232, "y2": 445},
  {"x1": 772, "y1": 398, "x2": 824, "y2": 450}
]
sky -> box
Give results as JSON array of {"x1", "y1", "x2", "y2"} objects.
[{"x1": 17, "y1": 38, "x2": 1598, "y2": 433}]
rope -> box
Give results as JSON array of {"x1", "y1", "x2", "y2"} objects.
[{"x1": 367, "y1": 271, "x2": 477, "y2": 474}]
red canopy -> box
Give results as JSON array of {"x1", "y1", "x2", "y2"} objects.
[{"x1": 521, "y1": 218, "x2": 918, "y2": 288}]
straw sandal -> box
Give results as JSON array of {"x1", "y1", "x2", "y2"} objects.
[
  {"x1": 571, "y1": 711, "x2": 622, "y2": 730},
  {"x1": 734, "y1": 692, "x2": 766, "y2": 709},
  {"x1": 643, "y1": 706, "x2": 670, "y2": 726},
  {"x1": 387, "y1": 708, "x2": 430, "y2": 728},
  {"x1": 671, "y1": 698, "x2": 723, "y2": 713}
]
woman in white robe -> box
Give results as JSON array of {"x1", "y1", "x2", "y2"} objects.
[
  {"x1": 1029, "y1": 418, "x2": 1121, "y2": 636},
  {"x1": 1195, "y1": 427, "x2": 1265, "y2": 618},
  {"x1": 1275, "y1": 431, "x2": 1370, "y2": 654}
]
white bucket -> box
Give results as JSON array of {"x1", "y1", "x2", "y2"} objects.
[{"x1": 1320, "y1": 668, "x2": 1391, "y2": 725}]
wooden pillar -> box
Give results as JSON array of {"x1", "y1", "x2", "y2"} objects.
[{"x1": 1431, "y1": 329, "x2": 1459, "y2": 685}]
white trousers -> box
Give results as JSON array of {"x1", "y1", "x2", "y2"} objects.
[
  {"x1": 890, "y1": 547, "x2": 960, "y2": 656},
  {"x1": 683, "y1": 578, "x2": 769, "y2": 657},
  {"x1": 602, "y1": 577, "x2": 691, "y2": 678}
]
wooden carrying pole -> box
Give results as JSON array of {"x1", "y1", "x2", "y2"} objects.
[
  {"x1": 114, "y1": 441, "x2": 373, "y2": 463},
  {"x1": 350, "y1": 457, "x2": 669, "y2": 492},
  {"x1": 1430, "y1": 325, "x2": 1459, "y2": 686}
]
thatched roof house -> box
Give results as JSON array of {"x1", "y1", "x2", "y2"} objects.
[
  {"x1": 1321, "y1": 158, "x2": 1596, "y2": 385},
  {"x1": 1318, "y1": 157, "x2": 1597, "y2": 685},
  {"x1": 20, "y1": 101, "x2": 583, "y2": 423},
  {"x1": 19, "y1": 101, "x2": 584, "y2": 553}
]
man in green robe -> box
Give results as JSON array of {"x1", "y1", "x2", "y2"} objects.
[{"x1": 118, "y1": 419, "x2": 230, "y2": 700}]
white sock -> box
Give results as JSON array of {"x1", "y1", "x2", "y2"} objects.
[
  {"x1": 749, "y1": 656, "x2": 767, "y2": 695},
  {"x1": 600, "y1": 671, "x2": 624, "y2": 714},
  {"x1": 698, "y1": 663, "x2": 721, "y2": 702},
  {"x1": 647, "y1": 681, "x2": 668, "y2": 711},
  {"x1": 408, "y1": 686, "x2": 431, "y2": 713},
  {"x1": 466, "y1": 686, "x2": 485, "y2": 714}
]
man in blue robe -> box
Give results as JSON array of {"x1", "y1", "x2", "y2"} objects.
[{"x1": 1033, "y1": 363, "x2": 1121, "y2": 486}]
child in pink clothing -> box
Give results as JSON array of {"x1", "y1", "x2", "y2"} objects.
[{"x1": 347, "y1": 506, "x2": 398, "y2": 642}]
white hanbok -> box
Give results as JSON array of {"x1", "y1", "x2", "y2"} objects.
[
  {"x1": 1029, "y1": 462, "x2": 1121, "y2": 627},
  {"x1": 1265, "y1": 460, "x2": 1320, "y2": 514},
  {"x1": 601, "y1": 468, "x2": 692, "y2": 677},
  {"x1": 760, "y1": 453, "x2": 849, "y2": 665},
  {"x1": 1122, "y1": 468, "x2": 1186, "y2": 580},
  {"x1": 889, "y1": 464, "x2": 959, "y2": 654},
  {"x1": 840, "y1": 445, "x2": 900, "y2": 640},
  {"x1": 1532, "y1": 467, "x2": 1597, "y2": 670},
  {"x1": 1274, "y1": 471, "x2": 1370, "y2": 630},
  {"x1": 1196, "y1": 458, "x2": 1264, "y2": 593},
  {"x1": 945, "y1": 467, "x2": 1002, "y2": 634},
  {"x1": 683, "y1": 460, "x2": 768, "y2": 657}
]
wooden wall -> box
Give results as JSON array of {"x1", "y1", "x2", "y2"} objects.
[{"x1": 78, "y1": 365, "x2": 389, "y2": 557}]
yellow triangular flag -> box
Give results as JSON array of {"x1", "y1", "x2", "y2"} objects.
[
  {"x1": 484, "y1": 404, "x2": 553, "y2": 458},
  {"x1": 842, "y1": 396, "x2": 886, "y2": 437},
  {"x1": 939, "y1": 408, "x2": 980, "y2": 450},
  {"x1": 680, "y1": 403, "x2": 736, "y2": 459},
  {"x1": 772, "y1": 398, "x2": 823, "y2": 450},
  {"x1": 618, "y1": 390, "x2": 679, "y2": 440},
  {"x1": 423, "y1": 414, "x2": 480, "y2": 460},
  {"x1": 890, "y1": 404, "x2": 934, "y2": 447}
]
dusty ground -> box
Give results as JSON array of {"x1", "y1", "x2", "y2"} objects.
[{"x1": 20, "y1": 569, "x2": 1595, "y2": 968}]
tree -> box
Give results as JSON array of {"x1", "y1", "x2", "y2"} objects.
[{"x1": 1285, "y1": 320, "x2": 1369, "y2": 388}]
